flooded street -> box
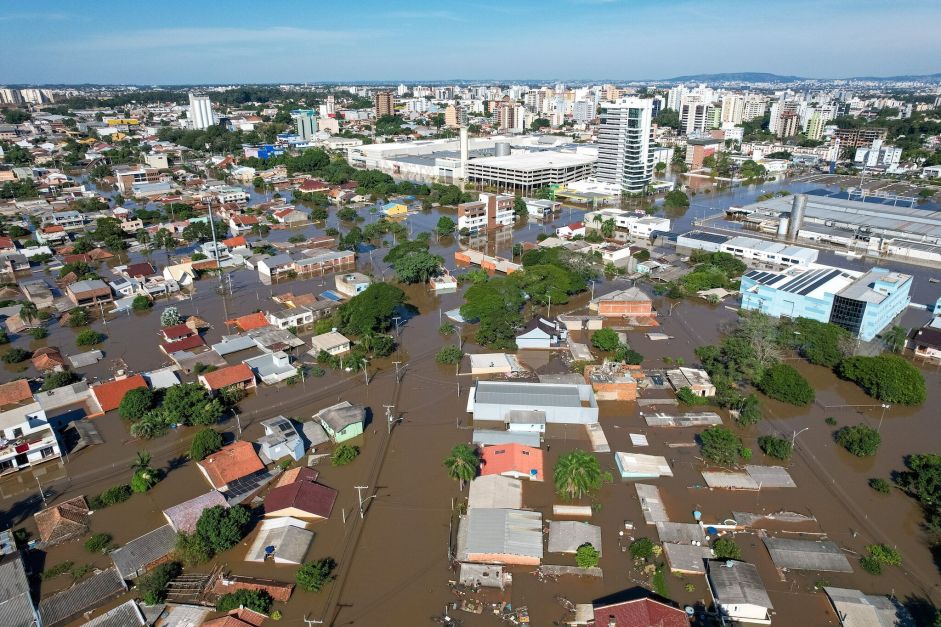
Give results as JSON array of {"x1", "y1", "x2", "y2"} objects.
[{"x1": 3, "y1": 175, "x2": 941, "y2": 626}]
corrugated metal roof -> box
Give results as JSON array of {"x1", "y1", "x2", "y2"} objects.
[
  {"x1": 475, "y1": 381, "x2": 582, "y2": 408},
  {"x1": 460, "y1": 508, "x2": 543, "y2": 560},
  {"x1": 547, "y1": 521, "x2": 602, "y2": 554},
  {"x1": 763, "y1": 537, "x2": 853, "y2": 572},
  {"x1": 110, "y1": 524, "x2": 177, "y2": 579},
  {"x1": 0, "y1": 555, "x2": 38, "y2": 627},
  {"x1": 83, "y1": 599, "x2": 145, "y2": 627},
  {"x1": 38, "y1": 567, "x2": 126, "y2": 626},
  {"x1": 708, "y1": 560, "x2": 772, "y2": 609},
  {"x1": 467, "y1": 475, "x2": 523, "y2": 510}
]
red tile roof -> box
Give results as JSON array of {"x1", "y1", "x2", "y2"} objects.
[
  {"x1": 32, "y1": 347, "x2": 66, "y2": 371},
  {"x1": 91, "y1": 375, "x2": 148, "y2": 413},
  {"x1": 0, "y1": 235, "x2": 15, "y2": 248},
  {"x1": 232, "y1": 215, "x2": 259, "y2": 226},
  {"x1": 198, "y1": 441, "x2": 265, "y2": 490},
  {"x1": 200, "y1": 363, "x2": 254, "y2": 391},
  {"x1": 34, "y1": 496, "x2": 90, "y2": 543},
  {"x1": 42, "y1": 225, "x2": 65, "y2": 233},
  {"x1": 592, "y1": 598, "x2": 689, "y2": 627},
  {"x1": 124, "y1": 262, "x2": 155, "y2": 277},
  {"x1": 264, "y1": 476, "x2": 337, "y2": 519},
  {"x1": 160, "y1": 334, "x2": 206, "y2": 354},
  {"x1": 228, "y1": 312, "x2": 269, "y2": 332},
  {"x1": 162, "y1": 324, "x2": 194, "y2": 341},
  {"x1": 222, "y1": 235, "x2": 247, "y2": 248},
  {"x1": 480, "y1": 444, "x2": 544, "y2": 481},
  {"x1": 0, "y1": 379, "x2": 33, "y2": 408}
]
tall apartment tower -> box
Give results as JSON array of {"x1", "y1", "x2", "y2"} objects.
[
  {"x1": 188, "y1": 93, "x2": 214, "y2": 130},
  {"x1": 374, "y1": 91, "x2": 394, "y2": 118},
  {"x1": 597, "y1": 97, "x2": 654, "y2": 195},
  {"x1": 295, "y1": 110, "x2": 318, "y2": 140}
]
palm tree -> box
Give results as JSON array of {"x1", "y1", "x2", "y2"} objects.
[
  {"x1": 443, "y1": 443, "x2": 479, "y2": 490},
  {"x1": 553, "y1": 450, "x2": 604, "y2": 500},
  {"x1": 19, "y1": 302, "x2": 38, "y2": 326},
  {"x1": 131, "y1": 450, "x2": 154, "y2": 479}
]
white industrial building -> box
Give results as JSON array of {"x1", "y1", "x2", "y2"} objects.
[
  {"x1": 467, "y1": 381, "x2": 598, "y2": 425},
  {"x1": 187, "y1": 93, "x2": 214, "y2": 130},
  {"x1": 465, "y1": 152, "x2": 594, "y2": 195},
  {"x1": 677, "y1": 231, "x2": 818, "y2": 266}
]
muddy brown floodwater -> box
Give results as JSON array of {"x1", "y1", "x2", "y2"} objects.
[{"x1": 2, "y1": 178, "x2": 941, "y2": 626}]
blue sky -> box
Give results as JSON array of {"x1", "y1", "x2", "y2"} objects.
[{"x1": 2, "y1": 0, "x2": 939, "y2": 84}]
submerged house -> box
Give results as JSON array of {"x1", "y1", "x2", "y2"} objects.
[{"x1": 314, "y1": 401, "x2": 366, "y2": 443}]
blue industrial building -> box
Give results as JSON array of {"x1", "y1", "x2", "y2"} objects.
[{"x1": 740, "y1": 265, "x2": 912, "y2": 341}]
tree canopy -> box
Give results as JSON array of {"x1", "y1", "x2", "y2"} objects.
[
  {"x1": 337, "y1": 283, "x2": 407, "y2": 336},
  {"x1": 554, "y1": 450, "x2": 606, "y2": 500},
  {"x1": 837, "y1": 355, "x2": 926, "y2": 405}
]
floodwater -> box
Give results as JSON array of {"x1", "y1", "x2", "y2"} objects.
[{"x1": 2, "y1": 174, "x2": 941, "y2": 626}]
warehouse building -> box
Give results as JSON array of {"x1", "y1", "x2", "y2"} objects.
[
  {"x1": 677, "y1": 231, "x2": 818, "y2": 266},
  {"x1": 467, "y1": 381, "x2": 598, "y2": 425}
]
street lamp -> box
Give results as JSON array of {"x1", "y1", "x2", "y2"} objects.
[
  {"x1": 877, "y1": 404, "x2": 891, "y2": 432},
  {"x1": 790, "y1": 427, "x2": 810, "y2": 448}
]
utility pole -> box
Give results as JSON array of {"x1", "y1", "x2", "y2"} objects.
[
  {"x1": 303, "y1": 615, "x2": 324, "y2": 626},
  {"x1": 392, "y1": 316, "x2": 402, "y2": 337},
  {"x1": 36, "y1": 474, "x2": 47, "y2": 507},
  {"x1": 393, "y1": 361, "x2": 402, "y2": 382},
  {"x1": 233, "y1": 410, "x2": 242, "y2": 439},
  {"x1": 547, "y1": 292, "x2": 551, "y2": 318},
  {"x1": 384, "y1": 404, "x2": 396, "y2": 434},
  {"x1": 354, "y1": 485, "x2": 369, "y2": 518},
  {"x1": 878, "y1": 404, "x2": 891, "y2": 432},
  {"x1": 361, "y1": 362, "x2": 369, "y2": 385}
]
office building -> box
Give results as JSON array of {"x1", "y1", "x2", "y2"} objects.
[
  {"x1": 444, "y1": 104, "x2": 466, "y2": 128},
  {"x1": 805, "y1": 111, "x2": 825, "y2": 141},
  {"x1": 740, "y1": 265, "x2": 911, "y2": 341},
  {"x1": 681, "y1": 99, "x2": 708, "y2": 134},
  {"x1": 374, "y1": 91, "x2": 394, "y2": 118},
  {"x1": 457, "y1": 192, "x2": 515, "y2": 233},
  {"x1": 597, "y1": 97, "x2": 654, "y2": 195},
  {"x1": 295, "y1": 110, "x2": 318, "y2": 141},
  {"x1": 720, "y1": 94, "x2": 745, "y2": 125},
  {"x1": 188, "y1": 93, "x2": 214, "y2": 130}
]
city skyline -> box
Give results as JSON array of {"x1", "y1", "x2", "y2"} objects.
[{"x1": 2, "y1": 0, "x2": 940, "y2": 84}]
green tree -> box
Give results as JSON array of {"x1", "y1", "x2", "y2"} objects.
[
  {"x1": 575, "y1": 543, "x2": 601, "y2": 568},
  {"x1": 883, "y1": 325, "x2": 908, "y2": 353},
  {"x1": 700, "y1": 426, "x2": 744, "y2": 467},
  {"x1": 712, "y1": 537, "x2": 743, "y2": 560},
  {"x1": 629, "y1": 537, "x2": 655, "y2": 560},
  {"x1": 18, "y1": 302, "x2": 38, "y2": 326},
  {"x1": 119, "y1": 387, "x2": 157, "y2": 421},
  {"x1": 84, "y1": 533, "x2": 112, "y2": 553},
  {"x1": 436, "y1": 345, "x2": 464, "y2": 365},
  {"x1": 757, "y1": 363, "x2": 814, "y2": 406},
  {"x1": 894, "y1": 453, "x2": 941, "y2": 532},
  {"x1": 835, "y1": 424, "x2": 881, "y2": 457},
  {"x1": 3, "y1": 348, "x2": 31, "y2": 363},
  {"x1": 664, "y1": 190, "x2": 690, "y2": 209},
  {"x1": 590, "y1": 328, "x2": 620, "y2": 352},
  {"x1": 837, "y1": 355, "x2": 925, "y2": 405},
  {"x1": 136, "y1": 562, "x2": 181, "y2": 605},
  {"x1": 195, "y1": 505, "x2": 251, "y2": 554},
  {"x1": 41, "y1": 370, "x2": 77, "y2": 392},
  {"x1": 331, "y1": 444, "x2": 359, "y2": 466},
  {"x1": 217, "y1": 589, "x2": 272, "y2": 614},
  {"x1": 75, "y1": 329, "x2": 104, "y2": 346},
  {"x1": 393, "y1": 250, "x2": 442, "y2": 284},
  {"x1": 190, "y1": 428, "x2": 223, "y2": 461},
  {"x1": 554, "y1": 450, "x2": 606, "y2": 500},
  {"x1": 443, "y1": 443, "x2": 479, "y2": 490},
  {"x1": 162, "y1": 382, "x2": 224, "y2": 426},
  {"x1": 160, "y1": 306, "x2": 181, "y2": 327},
  {"x1": 337, "y1": 283, "x2": 407, "y2": 335},
  {"x1": 130, "y1": 451, "x2": 159, "y2": 493},
  {"x1": 436, "y1": 215, "x2": 456, "y2": 236},
  {"x1": 132, "y1": 295, "x2": 152, "y2": 311},
  {"x1": 296, "y1": 558, "x2": 337, "y2": 592},
  {"x1": 758, "y1": 435, "x2": 793, "y2": 460}
]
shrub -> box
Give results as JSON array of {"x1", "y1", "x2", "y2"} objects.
[
  {"x1": 2, "y1": 348, "x2": 31, "y2": 363},
  {"x1": 40, "y1": 370, "x2": 78, "y2": 391},
  {"x1": 190, "y1": 428, "x2": 223, "y2": 461},
  {"x1": 699, "y1": 426, "x2": 743, "y2": 467},
  {"x1": 41, "y1": 561, "x2": 75, "y2": 580},
  {"x1": 66, "y1": 308, "x2": 91, "y2": 327},
  {"x1": 758, "y1": 435, "x2": 793, "y2": 460},
  {"x1": 836, "y1": 424, "x2": 881, "y2": 457},
  {"x1": 438, "y1": 322, "x2": 455, "y2": 335},
  {"x1": 75, "y1": 329, "x2": 105, "y2": 346},
  {"x1": 837, "y1": 355, "x2": 926, "y2": 405},
  {"x1": 629, "y1": 537, "x2": 655, "y2": 560},
  {"x1": 575, "y1": 543, "x2": 601, "y2": 568},
  {"x1": 137, "y1": 561, "x2": 182, "y2": 604},
  {"x1": 869, "y1": 478, "x2": 891, "y2": 494},
  {"x1": 30, "y1": 327, "x2": 49, "y2": 339},
  {"x1": 677, "y1": 387, "x2": 710, "y2": 406},
  {"x1": 757, "y1": 363, "x2": 814, "y2": 406},
  {"x1": 84, "y1": 533, "x2": 112, "y2": 553},
  {"x1": 331, "y1": 444, "x2": 359, "y2": 466},
  {"x1": 216, "y1": 589, "x2": 273, "y2": 614},
  {"x1": 296, "y1": 558, "x2": 336, "y2": 592},
  {"x1": 132, "y1": 295, "x2": 152, "y2": 311},
  {"x1": 160, "y1": 306, "x2": 181, "y2": 327},
  {"x1": 712, "y1": 537, "x2": 742, "y2": 560},
  {"x1": 88, "y1": 484, "x2": 132, "y2": 509},
  {"x1": 131, "y1": 469, "x2": 158, "y2": 493},
  {"x1": 435, "y1": 345, "x2": 463, "y2": 365},
  {"x1": 860, "y1": 555, "x2": 883, "y2": 575},
  {"x1": 0, "y1": 330, "x2": 8, "y2": 344},
  {"x1": 825, "y1": 416, "x2": 837, "y2": 426},
  {"x1": 591, "y1": 328, "x2": 619, "y2": 352},
  {"x1": 195, "y1": 505, "x2": 251, "y2": 554},
  {"x1": 613, "y1": 344, "x2": 643, "y2": 365},
  {"x1": 175, "y1": 531, "x2": 212, "y2": 565},
  {"x1": 736, "y1": 394, "x2": 762, "y2": 426},
  {"x1": 867, "y1": 543, "x2": 902, "y2": 566}
]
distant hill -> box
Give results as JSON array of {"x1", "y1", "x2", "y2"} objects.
[
  {"x1": 663, "y1": 72, "x2": 804, "y2": 83},
  {"x1": 847, "y1": 72, "x2": 941, "y2": 81}
]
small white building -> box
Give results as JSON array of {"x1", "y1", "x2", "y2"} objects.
[
  {"x1": 708, "y1": 560, "x2": 773, "y2": 625},
  {"x1": 309, "y1": 331, "x2": 351, "y2": 356},
  {"x1": 505, "y1": 410, "x2": 546, "y2": 434},
  {"x1": 0, "y1": 402, "x2": 62, "y2": 474}
]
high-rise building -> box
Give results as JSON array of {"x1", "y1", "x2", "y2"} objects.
[
  {"x1": 0, "y1": 88, "x2": 21, "y2": 105},
  {"x1": 720, "y1": 94, "x2": 745, "y2": 124},
  {"x1": 397, "y1": 83, "x2": 408, "y2": 96},
  {"x1": 188, "y1": 93, "x2": 214, "y2": 130},
  {"x1": 681, "y1": 99, "x2": 707, "y2": 134},
  {"x1": 742, "y1": 95, "x2": 767, "y2": 122},
  {"x1": 705, "y1": 105, "x2": 722, "y2": 130},
  {"x1": 573, "y1": 100, "x2": 594, "y2": 124},
  {"x1": 374, "y1": 91, "x2": 394, "y2": 118},
  {"x1": 444, "y1": 104, "x2": 466, "y2": 128},
  {"x1": 319, "y1": 94, "x2": 336, "y2": 118},
  {"x1": 769, "y1": 100, "x2": 800, "y2": 138},
  {"x1": 805, "y1": 111, "x2": 825, "y2": 141},
  {"x1": 597, "y1": 97, "x2": 655, "y2": 195},
  {"x1": 295, "y1": 110, "x2": 318, "y2": 140}
]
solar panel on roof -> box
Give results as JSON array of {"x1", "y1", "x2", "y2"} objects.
[{"x1": 797, "y1": 268, "x2": 842, "y2": 296}]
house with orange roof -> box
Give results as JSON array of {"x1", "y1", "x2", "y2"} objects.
[
  {"x1": 0, "y1": 379, "x2": 33, "y2": 410},
  {"x1": 197, "y1": 441, "x2": 265, "y2": 492},
  {"x1": 227, "y1": 311, "x2": 270, "y2": 332},
  {"x1": 90, "y1": 374, "x2": 148, "y2": 415},
  {"x1": 198, "y1": 363, "x2": 256, "y2": 396},
  {"x1": 34, "y1": 496, "x2": 90, "y2": 544},
  {"x1": 222, "y1": 235, "x2": 248, "y2": 248},
  {"x1": 480, "y1": 444, "x2": 544, "y2": 481}
]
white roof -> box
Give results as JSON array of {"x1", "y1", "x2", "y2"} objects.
[{"x1": 469, "y1": 151, "x2": 595, "y2": 172}]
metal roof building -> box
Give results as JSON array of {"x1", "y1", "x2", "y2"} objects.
[
  {"x1": 110, "y1": 524, "x2": 177, "y2": 580},
  {"x1": 547, "y1": 521, "x2": 602, "y2": 554},
  {"x1": 823, "y1": 586, "x2": 915, "y2": 627},
  {"x1": 0, "y1": 554, "x2": 40, "y2": 627},
  {"x1": 763, "y1": 537, "x2": 853, "y2": 572},
  {"x1": 467, "y1": 475, "x2": 523, "y2": 510},
  {"x1": 468, "y1": 381, "x2": 598, "y2": 425},
  {"x1": 707, "y1": 560, "x2": 773, "y2": 625},
  {"x1": 457, "y1": 508, "x2": 543, "y2": 566}
]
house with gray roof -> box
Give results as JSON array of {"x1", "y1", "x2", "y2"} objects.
[
  {"x1": 0, "y1": 553, "x2": 41, "y2": 627},
  {"x1": 823, "y1": 586, "x2": 914, "y2": 627},
  {"x1": 83, "y1": 599, "x2": 146, "y2": 627},
  {"x1": 707, "y1": 560, "x2": 773, "y2": 625},
  {"x1": 762, "y1": 537, "x2": 853, "y2": 573},
  {"x1": 456, "y1": 508, "x2": 543, "y2": 566},
  {"x1": 315, "y1": 401, "x2": 366, "y2": 443},
  {"x1": 38, "y1": 567, "x2": 126, "y2": 627},
  {"x1": 110, "y1": 524, "x2": 177, "y2": 580}
]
